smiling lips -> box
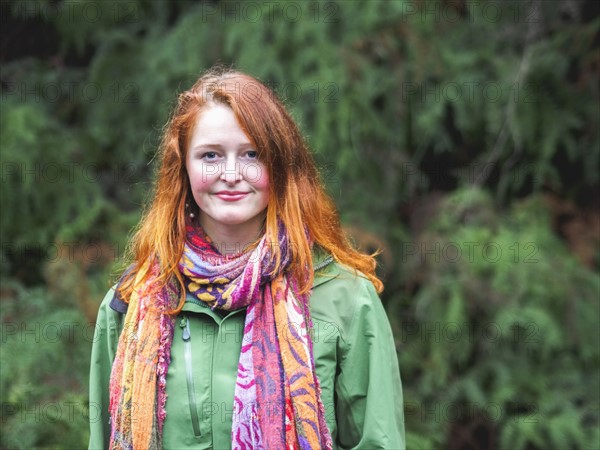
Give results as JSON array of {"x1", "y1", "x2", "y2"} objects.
[{"x1": 214, "y1": 191, "x2": 250, "y2": 201}]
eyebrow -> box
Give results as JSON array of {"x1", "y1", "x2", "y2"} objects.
[{"x1": 191, "y1": 143, "x2": 254, "y2": 151}]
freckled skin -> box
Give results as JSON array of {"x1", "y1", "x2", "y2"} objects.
[{"x1": 186, "y1": 103, "x2": 269, "y2": 252}]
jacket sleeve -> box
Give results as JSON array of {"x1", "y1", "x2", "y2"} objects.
[
  {"x1": 335, "y1": 277, "x2": 406, "y2": 450},
  {"x1": 88, "y1": 288, "x2": 123, "y2": 450}
]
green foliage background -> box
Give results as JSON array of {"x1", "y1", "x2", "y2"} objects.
[{"x1": 1, "y1": 1, "x2": 598, "y2": 449}]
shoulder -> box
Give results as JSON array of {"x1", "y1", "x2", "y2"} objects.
[
  {"x1": 311, "y1": 245, "x2": 380, "y2": 310},
  {"x1": 94, "y1": 285, "x2": 118, "y2": 315},
  {"x1": 310, "y1": 259, "x2": 383, "y2": 337},
  {"x1": 93, "y1": 285, "x2": 125, "y2": 343}
]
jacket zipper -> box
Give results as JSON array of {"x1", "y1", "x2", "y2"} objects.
[
  {"x1": 180, "y1": 315, "x2": 201, "y2": 437},
  {"x1": 314, "y1": 255, "x2": 334, "y2": 271}
]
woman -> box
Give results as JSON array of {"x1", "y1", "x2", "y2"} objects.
[{"x1": 89, "y1": 68, "x2": 405, "y2": 449}]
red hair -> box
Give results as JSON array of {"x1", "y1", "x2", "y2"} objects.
[{"x1": 118, "y1": 67, "x2": 382, "y2": 313}]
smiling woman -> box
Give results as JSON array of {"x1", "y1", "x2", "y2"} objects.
[
  {"x1": 186, "y1": 103, "x2": 270, "y2": 253},
  {"x1": 88, "y1": 67, "x2": 405, "y2": 450}
]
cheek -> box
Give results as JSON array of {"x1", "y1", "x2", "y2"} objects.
[
  {"x1": 250, "y1": 163, "x2": 270, "y2": 191},
  {"x1": 187, "y1": 163, "x2": 216, "y2": 192}
]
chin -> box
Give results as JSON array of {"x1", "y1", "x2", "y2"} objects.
[{"x1": 213, "y1": 215, "x2": 255, "y2": 226}]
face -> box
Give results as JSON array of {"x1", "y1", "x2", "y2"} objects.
[{"x1": 186, "y1": 103, "x2": 269, "y2": 241}]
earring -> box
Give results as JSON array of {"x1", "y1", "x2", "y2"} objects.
[{"x1": 186, "y1": 202, "x2": 195, "y2": 219}]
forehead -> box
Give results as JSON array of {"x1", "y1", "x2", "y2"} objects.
[{"x1": 190, "y1": 103, "x2": 251, "y2": 146}]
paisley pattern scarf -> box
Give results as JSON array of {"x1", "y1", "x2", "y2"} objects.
[{"x1": 108, "y1": 224, "x2": 333, "y2": 450}]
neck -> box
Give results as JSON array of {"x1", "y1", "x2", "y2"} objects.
[{"x1": 199, "y1": 215, "x2": 265, "y2": 256}]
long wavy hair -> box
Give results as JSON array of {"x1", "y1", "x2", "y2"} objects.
[{"x1": 118, "y1": 67, "x2": 382, "y2": 313}]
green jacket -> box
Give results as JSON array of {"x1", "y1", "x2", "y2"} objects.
[{"x1": 88, "y1": 257, "x2": 405, "y2": 449}]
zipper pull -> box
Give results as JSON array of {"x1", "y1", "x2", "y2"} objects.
[{"x1": 180, "y1": 316, "x2": 190, "y2": 341}]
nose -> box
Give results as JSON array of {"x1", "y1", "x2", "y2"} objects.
[{"x1": 220, "y1": 157, "x2": 241, "y2": 184}]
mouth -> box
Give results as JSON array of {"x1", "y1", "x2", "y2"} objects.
[{"x1": 214, "y1": 191, "x2": 250, "y2": 202}]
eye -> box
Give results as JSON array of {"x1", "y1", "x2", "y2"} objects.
[
  {"x1": 246, "y1": 150, "x2": 258, "y2": 159},
  {"x1": 202, "y1": 151, "x2": 218, "y2": 160}
]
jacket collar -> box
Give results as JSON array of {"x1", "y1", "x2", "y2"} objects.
[{"x1": 312, "y1": 246, "x2": 339, "y2": 288}]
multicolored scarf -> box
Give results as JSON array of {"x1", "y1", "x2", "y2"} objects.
[{"x1": 108, "y1": 225, "x2": 333, "y2": 450}]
